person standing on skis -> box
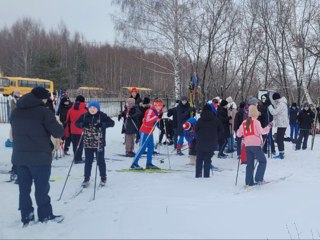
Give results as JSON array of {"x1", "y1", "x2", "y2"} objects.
[
  {"x1": 130, "y1": 99, "x2": 164, "y2": 170},
  {"x1": 237, "y1": 105, "x2": 272, "y2": 186}
]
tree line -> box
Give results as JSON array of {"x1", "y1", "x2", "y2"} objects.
[
  {"x1": 113, "y1": 0, "x2": 320, "y2": 105},
  {"x1": 0, "y1": 18, "x2": 186, "y2": 98}
]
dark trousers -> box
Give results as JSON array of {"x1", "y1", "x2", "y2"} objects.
[
  {"x1": 296, "y1": 129, "x2": 310, "y2": 150},
  {"x1": 71, "y1": 134, "x2": 84, "y2": 162},
  {"x1": 236, "y1": 137, "x2": 242, "y2": 156},
  {"x1": 173, "y1": 128, "x2": 178, "y2": 148},
  {"x1": 196, "y1": 151, "x2": 213, "y2": 178},
  {"x1": 17, "y1": 165, "x2": 53, "y2": 223},
  {"x1": 84, "y1": 148, "x2": 106, "y2": 178},
  {"x1": 218, "y1": 138, "x2": 227, "y2": 155},
  {"x1": 276, "y1": 128, "x2": 286, "y2": 153},
  {"x1": 262, "y1": 128, "x2": 276, "y2": 154},
  {"x1": 245, "y1": 146, "x2": 267, "y2": 186},
  {"x1": 64, "y1": 137, "x2": 71, "y2": 152}
]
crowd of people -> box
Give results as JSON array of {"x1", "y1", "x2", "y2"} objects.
[{"x1": 6, "y1": 86, "x2": 319, "y2": 226}]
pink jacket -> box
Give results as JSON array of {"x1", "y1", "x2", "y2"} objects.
[{"x1": 236, "y1": 119, "x2": 270, "y2": 146}]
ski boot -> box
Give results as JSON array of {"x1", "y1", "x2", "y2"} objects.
[
  {"x1": 177, "y1": 149, "x2": 184, "y2": 156},
  {"x1": 146, "y1": 163, "x2": 160, "y2": 170},
  {"x1": 273, "y1": 153, "x2": 284, "y2": 159},
  {"x1": 81, "y1": 177, "x2": 90, "y2": 188},
  {"x1": 130, "y1": 163, "x2": 144, "y2": 170},
  {"x1": 99, "y1": 176, "x2": 107, "y2": 187}
]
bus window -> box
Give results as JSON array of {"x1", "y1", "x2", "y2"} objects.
[
  {"x1": 0, "y1": 78, "x2": 10, "y2": 87},
  {"x1": 10, "y1": 80, "x2": 16, "y2": 87},
  {"x1": 44, "y1": 82, "x2": 50, "y2": 89}
]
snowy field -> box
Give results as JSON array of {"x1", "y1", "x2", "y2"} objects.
[{"x1": 0, "y1": 119, "x2": 320, "y2": 239}]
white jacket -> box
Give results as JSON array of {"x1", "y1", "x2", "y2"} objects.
[{"x1": 268, "y1": 97, "x2": 289, "y2": 128}]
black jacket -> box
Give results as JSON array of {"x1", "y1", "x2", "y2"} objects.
[
  {"x1": 196, "y1": 108, "x2": 223, "y2": 152},
  {"x1": 167, "y1": 107, "x2": 178, "y2": 128},
  {"x1": 76, "y1": 111, "x2": 115, "y2": 146},
  {"x1": 289, "y1": 107, "x2": 299, "y2": 125},
  {"x1": 176, "y1": 101, "x2": 191, "y2": 135},
  {"x1": 119, "y1": 106, "x2": 141, "y2": 134},
  {"x1": 298, "y1": 109, "x2": 315, "y2": 130},
  {"x1": 10, "y1": 93, "x2": 64, "y2": 166},
  {"x1": 59, "y1": 101, "x2": 73, "y2": 127},
  {"x1": 217, "y1": 106, "x2": 230, "y2": 139},
  {"x1": 258, "y1": 102, "x2": 273, "y2": 128},
  {"x1": 130, "y1": 93, "x2": 142, "y2": 106},
  {"x1": 234, "y1": 108, "x2": 244, "y2": 132}
]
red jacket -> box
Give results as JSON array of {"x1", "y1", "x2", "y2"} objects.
[
  {"x1": 140, "y1": 106, "x2": 161, "y2": 134},
  {"x1": 65, "y1": 102, "x2": 87, "y2": 136}
]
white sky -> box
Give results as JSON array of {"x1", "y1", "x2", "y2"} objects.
[{"x1": 0, "y1": 0, "x2": 119, "y2": 44}]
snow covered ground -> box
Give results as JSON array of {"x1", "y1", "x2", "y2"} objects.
[{"x1": 0, "y1": 120, "x2": 320, "y2": 239}]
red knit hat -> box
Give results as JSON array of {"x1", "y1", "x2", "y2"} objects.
[
  {"x1": 183, "y1": 122, "x2": 191, "y2": 131},
  {"x1": 131, "y1": 87, "x2": 138, "y2": 93}
]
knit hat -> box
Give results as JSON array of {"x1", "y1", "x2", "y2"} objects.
[
  {"x1": 291, "y1": 102, "x2": 297, "y2": 108},
  {"x1": 61, "y1": 97, "x2": 70, "y2": 105},
  {"x1": 75, "y1": 95, "x2": 85, "y2": 103},
  {"x1": 303, "y1": 102, "x2": 309, "y2": 108},
  {"x1": 226, "y1": 96, "x2": 233, "y2": 103},
  {"x1": 181, "y1": 96, "x2": 188, "y2": 101},
  {"x1": 272, "y1": 92, "x2": 281, "y2": 100},
  {"x1": 220, "y1": 99, "x2": 228, "y2": 107},
  {"x1": 143, "y1": 97, "x2": 150, "y2": 104},
  {"x1": 248, "y1": 105, "x2": 260, "y2": 118},
  {"x1": 239, "y1": 102, "x2": 246, "y2": 109},
  {"x1": 131, "y1": 87, "x2": 138, "y2": 93},
  {"x1": 126, "y1": 98, "x2": 135, "y2": 109},
  {"x1": 87, "y1": 101, "x2": 100, "y2": 111},
  {"x1": 247, "y1": 96, "x2": 258, "y2": 106},
  {"x1": 31, "y1": 87, "x2": 50, "y2": 99},
  {"x1": 203, "y1": 104, "x2": 212, "y2": 111},
  {"x1": 183, "y1": 122, "x2": 191, "y2": 131}
]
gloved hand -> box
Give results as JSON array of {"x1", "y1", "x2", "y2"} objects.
[
  {"x1": 158, "y1": 113, "x2": 163, "y2": 119},
  {"x1": 94, "y1": 122, "x2": 102, "y2": 128},
  {"x1": 118, "y1": 114, "x2": 121, "y2": 122},
  {"x1": 83, "y1": 122, "x2": 90, "y2": 128}
]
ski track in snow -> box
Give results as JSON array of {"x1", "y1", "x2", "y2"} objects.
[{"x1": 0, "y1": 120, "x2": 320, "y2": 239}]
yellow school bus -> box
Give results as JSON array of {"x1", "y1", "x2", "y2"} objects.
[{"x1": 0, "y1": 77, "x2": 54, "y2": 96}]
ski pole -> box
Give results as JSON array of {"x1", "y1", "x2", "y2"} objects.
[
  {"x1": 130, "y1": 120, "x2": 159, "y2": 166},
  {"x1": 235, "y1": 155, "x2": 241, "y2": 186},
  {"x1": 162, "y1": 118, "x2": 171, "y2": 169},
  {"x1": 58, "y1": 132, "x2": 84, "y2": 201},
  {"x1": 92, "y1": 131, "x2": 101, "y2": 201}
]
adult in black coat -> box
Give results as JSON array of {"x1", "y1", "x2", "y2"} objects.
[
  {"x1": 296, "y1": 103, "x2": 315, "y2": 150},
  {"x1": 217, "y1": 100, "x2": 229, "y2": 158},
  {"x1": 176, "y1": 96, "x2": 191, "y2": 155},
  {"x1": 167, "y1": 102, "x2": 178, "y2": 148},
  {"x1": 195, "y1": 104, "x2": 223, "y2": 178},
  {"x1": 58, "y1": 97, "x2": 73, "y2": 154},
  {"x1": 10, "y1": 87, "x2": 64, "y2": 225},
  {"x1": 258, "y1": 94, "x2": 276, "y2": 154},
  {"x1": 234, "y1": 102, "x2": 245, "y2": 156}
]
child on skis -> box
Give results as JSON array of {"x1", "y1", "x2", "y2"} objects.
[
  {"x1": 118, "y1": 98, "x2": 141, "y2": 157},
  {"x1": 183, "y1": 117, "x2": 197, "y2": 165},
  {"x1": 236, "y1": 105, "x2": 272, "y2": 186},
  {"x1": 76, "y1": 101, "x2": 115, "y2": 187},
  {"x1": 130, "y1": 99, "x2": 164, "y2": 170}
]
